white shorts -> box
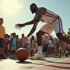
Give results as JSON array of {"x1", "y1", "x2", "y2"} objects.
[{"x1": 41, "y1": 19, "x2": 63, "y2": 34}]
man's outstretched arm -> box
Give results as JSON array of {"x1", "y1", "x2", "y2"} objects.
[
  {"x1": 27, "y1": 20, "x2": 38, "y2": 37},
  {"x1": 15, "y1": 19, "x2": 34, "y2": 29}
]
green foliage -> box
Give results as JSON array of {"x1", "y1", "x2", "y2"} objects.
[{"x1": 67, "y1": 28, "x2": 70, "y2": 39}]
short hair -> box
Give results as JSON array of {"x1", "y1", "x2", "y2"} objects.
[
  {"x1": 0, "y1": 18, "x2": 3, "y2": 24},
  {"x1": 0, "y1": 18, "x2": 3, "y2": 21},
  {"x1": 22, "y1": 34, "x2": 24, "y2": 37}
]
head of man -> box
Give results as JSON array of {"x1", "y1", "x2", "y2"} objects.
[
  {"x1": 30, "y1": 3, "x2": 38, "y2": 14},
  {"x1": 0, "y1": 18, "x2": 3, "y2": 25}
]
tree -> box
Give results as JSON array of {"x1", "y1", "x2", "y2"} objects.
[
  {"x1": 68, "y1": 28, "x2": 70, "y2": 35},
  {"x1": 67, "y1": 28, "x2": 70, "y2": 39}
]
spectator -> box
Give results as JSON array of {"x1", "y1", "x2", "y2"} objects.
[
  {"x1": 42, "y1": 39, "x2": 48, "y2": 57},
  {"x1": 20, "y1": 34, "x2": 29, "y2": 49},
  {"x1": 47, "y1": 36, "x2": 54, "y2": 56},
  {"x1": 4, "y1": 34, "x2": 10, "y2": 58},
  {"x1": 0, "y1": 18, "x2": 6, "y2": 59},
  {"x1": 10, "y1": 33, "x2": 16, "y2": 58},
  {"x1": 16, "y1": 35, "x2": 20, "y2": 49},
  {"x1": 30, "y1": 35, "x2": 36, "y2": 56}
]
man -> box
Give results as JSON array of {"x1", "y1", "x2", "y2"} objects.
[
  {"x1": 0, "y1": 18, "x2": 6, "y2": 59},
  {"x1": 16, "y1": 3, "x2": 70, "y2": 59}
]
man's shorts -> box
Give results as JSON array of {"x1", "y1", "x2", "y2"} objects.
[{"x1": 0, "y1": 38, "x2": 4, "y2": 48}]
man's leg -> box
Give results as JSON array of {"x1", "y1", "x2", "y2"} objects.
[
  {"x1": 36, "y1": 30, "x2": 46, "y2": 46},
  {"x1": 35, "y1": 31, "x2": 45, "y2": 58},
  {"x1": 53, "y1": 17, "x2": 70, "y2": 44},
  {"x1": 0, "y1": 38, "x2": 5, "y2": 59},
  {"x1": 37, "y1": 24, "x2": 53, "y2": 46},
  {"x1": 56, "y1": 33, "x2": 70, "y2": 44},
  {"x1": 36, "y1": 24, "x2": 53, "y2": 55},
  {"x1": 31, "y1": 24, "x2": 52, "y2": 59},
  {"x1": 31, "y1": 31, "x2": 46, "y2": 59}
]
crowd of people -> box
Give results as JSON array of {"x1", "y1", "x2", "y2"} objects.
[
  {"x1": 0, "y1": 32, "x2": 70, "y2": 59},
  {"x1": 0, "y1": 18, "x2": 70, "y2": 60},
  {"x1": 2, "y1": 33, "x2": 30, "y2": 58}
]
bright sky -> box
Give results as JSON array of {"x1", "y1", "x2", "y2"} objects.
[{"x1": 0, "y1": 0, "x2": 70, "y2": 38}]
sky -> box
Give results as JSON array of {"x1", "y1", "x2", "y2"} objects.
[{"x1": 0, "y1": 0, "x2": 70, "y2": 38}]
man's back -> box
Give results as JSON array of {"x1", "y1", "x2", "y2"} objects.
[{"x1": 35, "y1": 7, "x2": 59, "y2": 24}]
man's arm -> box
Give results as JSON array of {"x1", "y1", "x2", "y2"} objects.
[
  {"x1": 15, "y1": 19, "x2": 34, "y2": 29},
  {"x1": 22, "y1": 20, "x2": 34, "y2": 25},
  {"x1": 27, "y1": 20, "x2": 38, "y2": 37}
]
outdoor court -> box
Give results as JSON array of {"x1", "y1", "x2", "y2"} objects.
[{"x1": 0, "y1": 57, "x2": 70, "y2": 70}]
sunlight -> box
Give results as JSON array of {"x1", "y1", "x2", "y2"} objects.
[{"x1": 1, "y1": 0, "x2": 22, "y2": 16}]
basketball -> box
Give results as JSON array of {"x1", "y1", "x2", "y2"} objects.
[{"x1": 16, "y1": 48, "x2": 29, "y2": 62}]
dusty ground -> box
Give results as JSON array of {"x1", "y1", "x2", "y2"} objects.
[{"x1": 0, "y1": 57, "x2": 70, "y2": 70}]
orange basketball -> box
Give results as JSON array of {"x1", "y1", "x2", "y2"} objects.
[{"x1": 16, "y1": 48, "x2": 29, "y2": 62}]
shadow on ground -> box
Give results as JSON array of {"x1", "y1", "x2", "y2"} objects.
[{"x1": 16, "y1": 60, "x2": 32, "y2": 64}]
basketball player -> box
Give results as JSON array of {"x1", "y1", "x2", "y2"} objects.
[{"x1": 16, "y1": 3, "x2": 70, "y2": 59}]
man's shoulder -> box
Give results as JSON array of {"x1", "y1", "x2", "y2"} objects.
[{"x1": 38, "y1": 7, "x2": 46, "y2": 11}]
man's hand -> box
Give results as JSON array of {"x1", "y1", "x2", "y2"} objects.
[
  {"x1": 15, "y1": 20, "x2": 34, "y2": 29},
  {"x1": 15, "y1": 24, "x2": 25, "y2": 29}
]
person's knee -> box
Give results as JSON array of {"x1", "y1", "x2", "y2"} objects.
[
  {"x1": 36, "y1": 31, "x2": 45, "y2": 37},
  {"x1": 56, "y1": 33, "x2": 62, "y2": 39},
  {"x1": 37, "y1": 31, "x2": 41, "y2": 37}
]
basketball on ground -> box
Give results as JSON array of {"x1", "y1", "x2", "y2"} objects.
[{"x1": 16, "y1": 48, "x2": 29, "y2": 62}]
